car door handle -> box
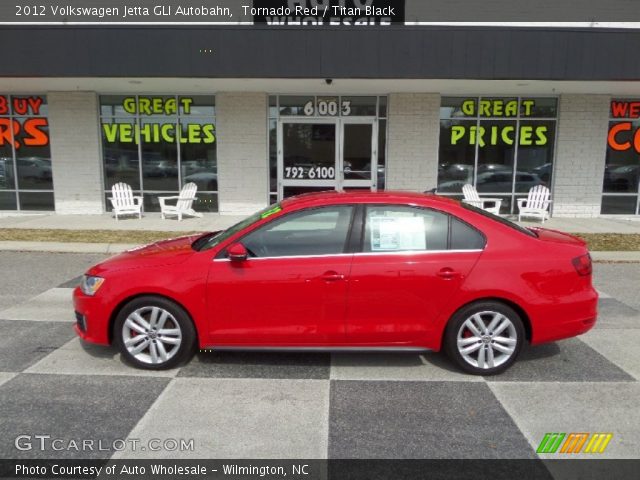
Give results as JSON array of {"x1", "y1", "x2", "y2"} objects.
[
  {"x1": 437, "y1": 268, "x2": 461, "y2": 280},
  {"x1": 321, "y1": 271, "x2": 345, "y2": 282}
]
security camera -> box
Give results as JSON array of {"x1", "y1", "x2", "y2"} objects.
[{"x1": 325, "y1": 78, "x2": 333, "y2": 85}]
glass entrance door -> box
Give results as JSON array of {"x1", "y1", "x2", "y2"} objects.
[
  {"x1": 279, "y1": 119, "x2": 337, "y2": 199},
  {"x1": 341, "y1": 119, "x2": 377, "y2": 191},
  {"x1": 278, "y1": 118, "x2": 377, "y2": 199}
]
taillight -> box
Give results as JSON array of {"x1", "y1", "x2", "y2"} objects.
[{"x1": 572, "y1": 254, "x2": 592, "y2": 276}]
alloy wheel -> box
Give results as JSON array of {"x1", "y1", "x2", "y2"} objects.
[
  {"x1": 456, "y1": 310, "x2": 518, "y2": 370},
  {"x1": 121, "y1": 306, "x2": 183, "y2": 365}
]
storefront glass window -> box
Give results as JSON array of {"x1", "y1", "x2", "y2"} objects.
[
  {"x1": 102, "y1": 118, "x2": 140, "y2": 189},
  {"x1": 140, "y1": 116, "x2": 179, "y2": 192},
  {"x1": 476, "y1": 120, "x2": 516, "y2": 193},
  {"x1": 602, "y1": 100, "x2": 640, "y2": 214},
  {"x1": 437, "y1": 97, "x2": 557, "y2": 214},
  {"x1": 100, "y1": 95, "x2": 217, "y2": 212},
  {"x1": 0, "y1": 94, "x2": 53, "y2": 211}
]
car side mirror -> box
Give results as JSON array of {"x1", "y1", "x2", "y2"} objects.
[{"x1": 227, "y1": 242, "x2": 248, "y2": 262}]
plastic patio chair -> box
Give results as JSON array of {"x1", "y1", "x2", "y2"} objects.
[
  {"x1": 159, "y1": 182, "x2": 203, "y2": 221},
  {"x1": 517, "y1": 185, "x2": 552, "y2": 223},
  {"x1": 462, "y1": 184, "x2": 502, "y2": 215},
  {"x1": 109, "y1": 182, "x2": 142, "y2": 220}
]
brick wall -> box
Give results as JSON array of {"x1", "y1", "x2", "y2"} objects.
[
  {"x1": 48, "y1": 91, "x2": 104, "y2": 214},
  {"x1": 386, "y1": 93, "x2": 440, "y2": 192},
  {"x1": 216, "y1": 92, "x2": 269, "y2": 215},
  {"x1": 553, "y1": 94, "x2": 610, "y2": 217}
]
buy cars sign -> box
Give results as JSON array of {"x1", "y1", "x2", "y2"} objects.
[{"x1": 0, "y1": 95, "x2": 49, "y2": 150}]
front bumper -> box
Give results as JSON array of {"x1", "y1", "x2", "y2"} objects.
[{"x1": 72, "y1": 287, "x2": 111, "y2": 345}]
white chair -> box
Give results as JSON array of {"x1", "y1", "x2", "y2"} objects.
[
  {"x1": 462, "y1": 184, "x2": 503, "y2": 215},
  {"x1": 159, "y1": 182, "x2": 203, "y2": 221},
  {"x1": 517, "y1": 185, "x2": 552, "y2": 223},
  {"x1": 109, "y1": 182, "x2": 142, "y2": 220}
]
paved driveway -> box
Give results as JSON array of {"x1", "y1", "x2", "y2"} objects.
[{"x1": 0, "y1": 253, "x2": 638, "y2": 462}]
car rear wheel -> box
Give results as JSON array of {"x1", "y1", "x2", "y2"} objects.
[
  {"x1": 445, "y1": 301, "x2": 524, "y2": 375},
  {"x1": 114, "y1": 296, "x2": 196, "y2": 370}
]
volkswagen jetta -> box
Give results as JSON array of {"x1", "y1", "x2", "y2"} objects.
[{"x1": 73, "y1": 191, "x2": 597, "y2": 375}]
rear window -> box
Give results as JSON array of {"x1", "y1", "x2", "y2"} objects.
[
  {"x1": 450, "y1": 217, "x2": 486, "y2": 250},
  {"x1": 460, "y1": 202, "x2": 537, "y2": 238}
]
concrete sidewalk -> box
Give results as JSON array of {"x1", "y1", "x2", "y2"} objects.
[{"x1": 1, "y1": 211, "x2": 640, "y2": 233}]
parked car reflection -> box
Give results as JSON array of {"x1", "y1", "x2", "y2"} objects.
[
  {"x1": 604, "y1": 165, "x2": 640, "y2": 192},
  {"x1": 17, "y1": 157, "x2": 52, "y2": 181},
  {"x1": 439, "y1": 170, "x2": 544, "y2": 193},
  {"x1": 184, "y1": 171, "x2": 218, "y2": 191}
]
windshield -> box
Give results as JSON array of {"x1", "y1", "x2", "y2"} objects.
[
  {"x1": 460, "y1": 201, "x2": 537, "y2": 238},
  {"x1": 194, "y1": 203, "x2": 283, "y2": 251}
]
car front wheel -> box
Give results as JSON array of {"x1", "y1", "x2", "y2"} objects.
[
  {"x1": 114, "y1": 296, "x2": 196, "y2": 370},
  {"x1": 445, "y1": 301, "x2": 524, "y2": 375}
]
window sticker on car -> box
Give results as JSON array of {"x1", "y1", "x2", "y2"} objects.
[
  {"x1": 370, "y1": 216, "x2": 426, "y2": 251},
  {"x1": 260, "y1": 205, "x2": 282, "y2": 219}
]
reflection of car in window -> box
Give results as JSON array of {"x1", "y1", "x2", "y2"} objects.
[
  {"x1": 477, "y1": 171, "x2": 543, "y2": 192},
  {"x1": 104, "y1": 149, "x2": 138, "y2": 175},
  {"x1": 533, "y1": 163, "x2": 552, "y2": 183},
  {"x1": 439, "y1": 171, "x2": 544, "y2": 193},
  {"x1": 144, "y1": 158, "x2": 178, "y2": 177},
  {"x1": 183, "y1": 171, "x2": 218, "y2": 191},
  {"x1": 17, "y1": 157, "x2": 52, "y2": 180},
  {"x1": 604, "y1": 165, "x2": 640, "y2": 192},
  {"x1": 442, "y1": 163, "x2": 474, "y2": 182},
  {"x1": 476, "y1": 163, "x2": 510, "y2": 174}
]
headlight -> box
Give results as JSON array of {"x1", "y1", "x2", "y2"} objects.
[{"x1": 80, "y1": 275, "x2": 105, "y2": 296}]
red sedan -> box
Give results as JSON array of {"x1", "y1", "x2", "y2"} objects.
[{"x1": 73, "y1": 191, "x2": 597, "y2": 375}]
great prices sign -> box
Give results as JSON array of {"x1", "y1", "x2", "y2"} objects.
[
  {"x1": 449, "y1": 98, "x2": 550, "y2": 147},
  {"x1": 0, "y1": 95, "x2": 49, "y2": 150},
  {"x1": 102, "y1": 96, "x2": 215, "y2": 144},
  {"x1": 608, "y1": 100, "x2": 640, "y2": 153}
]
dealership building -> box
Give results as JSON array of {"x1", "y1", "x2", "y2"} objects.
[{"x1": 2, "y1": 20, "x2": 640, "y2": 217}]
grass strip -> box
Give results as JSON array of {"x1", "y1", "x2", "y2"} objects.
[{"x1": 0, "y1": 229, "x2": 202, "y2": 244}]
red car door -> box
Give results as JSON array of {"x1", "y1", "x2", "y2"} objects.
[
  {"x1": 206, "y1": 205, "x2": 355, "y2": 346},
  {"x1": 345, "y1": 204, "x2": 484, "y2": 345}
]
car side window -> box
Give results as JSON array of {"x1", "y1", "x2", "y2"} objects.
[
  {"x1": 450, "y1": 217, "x2": 486, "y2": 250},
  {"x1": 363, "y1": 205, "x2": 486, "y2": 253},
  {"x1": 363, "y1": 206, "x2": 449, "y2": 252},
  {"x1": 241, "y1": 206, "x2": 354, "y2": 258}
]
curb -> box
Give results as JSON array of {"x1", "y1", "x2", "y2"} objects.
[
  {"x1": 0, "y1": 241, "x2": 639, "y2": 261},
  {"x1": 590, "y1": 251, "x2": 640, "y2": 262}
]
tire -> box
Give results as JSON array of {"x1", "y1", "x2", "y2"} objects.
[
  {"x1": 114, "y1": 296, "x2": 196, "y2": 370},
  {"x1": 444, "y1": 301, "x2": 524, "y2": 376}
]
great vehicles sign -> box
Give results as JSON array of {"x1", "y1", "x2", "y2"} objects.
[{"x1": 101, "y1": 96, "x2": 215, "y2": 145}]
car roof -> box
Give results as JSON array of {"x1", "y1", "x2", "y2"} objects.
[{"x1": 280, "y1": 190, "x2": 460, "y2": 208}]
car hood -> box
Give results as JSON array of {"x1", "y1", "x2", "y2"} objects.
[{"x1": 89, "y1": 234, "x2": 203, "y2": 274}]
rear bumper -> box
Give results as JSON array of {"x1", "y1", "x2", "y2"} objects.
[
  {"x1": 72, "y1": 287, "x2": 111, "y2": 346},
  {"x1": 530, "y1": 288, "x2": 598, "y2": 345}
]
